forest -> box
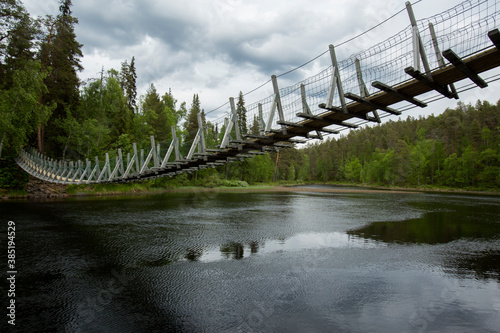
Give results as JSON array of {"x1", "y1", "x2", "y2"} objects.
[
  {"x1": 276, "y1": 100, "x2": 500, "y2": 190},
  {"x1": 1, "y1": 0, "x2": 499, "y2": 192}
]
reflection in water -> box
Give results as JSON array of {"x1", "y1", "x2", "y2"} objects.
[
  {"x1": 185, "y1": 247, "x2": 203, "y2": 261},
  {"x1": 347, "y1": 207, "x2": 500, "y2": 282},
  {"x1": 220, "y1": 242, "x2": 245, "y2": 260},
  {"x1": 196, "y1": 232, "x2": 381, "y2": 263},
  {"x1": 455, "y1": 251, "x2": 500, "y2": 281},
  {"x1": 347, "y1": 211, "x2": 500, "y2": 244}
]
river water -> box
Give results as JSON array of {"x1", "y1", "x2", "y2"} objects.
[{"x1": 2, "y1": 186, "x2": 500, "y2": 332}]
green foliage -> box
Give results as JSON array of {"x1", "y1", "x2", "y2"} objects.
[
  {"x1": 245, "y1": 154, "x2": 274, "y2": 183},
  {"x1": 0, "y1": 153, "x2": 29, "y2": 189},
  {"x1": 140, "y1": 84, "x2": 176, "y2": 142},
  {"x1": 0, "y1": 60, "x2": 54, "y2": 153},
  {"x1": 41, "y1": 1, "x2": 83, "y2": 155},
  {"x1": 275, "y1": 100, "x2": 500, "y2": 191},
  {"x1": 344, "y1": 158, "x2": 362, "y2": 182}
]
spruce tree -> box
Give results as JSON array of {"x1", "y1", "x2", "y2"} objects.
[
  {"x1": 2, "y1": 6, "x2": 37, "y2": 88},
  {"x1": 183, "y1": 94, "x2": 201, "y2": 152},
  {"x1": 40, "y1": 0, "x2": 83, "y2": 156},
  {"x1": 120, "y1": 56, "x2": 137, "y2": 114},
  {"x1": 236, "y1": 91, "x2": 247, "y2": 135}
]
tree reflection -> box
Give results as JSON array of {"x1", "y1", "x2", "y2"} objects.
[
  {"x1": 249, "y1": 241, "x2": 259, "y2": 254},
  {"x1": 220, "y1": 242, "x2": 244, "y2": 259},
  {"x1": 446, "y1": 250, "x2": 500, "y2": 282},
  {"x1": 219, "y1": 241, "x2": 262, "y2": 260},
  {"x1": 185, "y1": 247, "x2": 203, "y2": 261},
  {"x1": 348, "y1": 212, "x2": 500, "y2": 282},
  {"x1": 347, "y1": 211, "x2": 500, "y2": 244}
]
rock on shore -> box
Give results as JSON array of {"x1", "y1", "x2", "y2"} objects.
[{"x1": 26, "y1": 177, "x2": 68, "y2": 199}]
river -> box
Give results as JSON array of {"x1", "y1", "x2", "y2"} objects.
[{"x1": 2, "y1": 186, "x2": 499, "y2": 332}]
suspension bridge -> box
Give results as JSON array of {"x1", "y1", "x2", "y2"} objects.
[{"x1": 15, "y1": 0, "x2": 500, "y2": 185}]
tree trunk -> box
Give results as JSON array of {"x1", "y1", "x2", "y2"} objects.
[
  {"x1": 37, "y1": 123, "x2": 44, "y2": 154},
  {"x1": 0, "y1": 133, "x2": 5, "y2": 158}
]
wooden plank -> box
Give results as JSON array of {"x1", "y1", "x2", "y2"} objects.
[{"x1": 442, "y1": 49, "x2": 488, "y2": 88}]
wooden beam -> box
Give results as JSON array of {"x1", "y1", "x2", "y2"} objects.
[
  {"x1": 442, "y1": 49, "x2": 488, "y2": 88},
  {"x1": 372, "y1": 81, "x2": 427, "y2": 108},
  {"x1": 277, "y1": 121, "x2": 339, "y2": 134},
  {"x1": 318, "y1": 103, "x2": 379, "y2": 123},
  {"x1": 296, "y1": 113, "x2": 359, "y2": 128},
  {"x1": 404, "y1": 66, "x2": 458, "y2": 99},
  {"x1": 345, "y1": 92, "x2": 401, "y2": 116},
  {"x1": 488, "y1": 29, "x2": 500, "y2": 51}
]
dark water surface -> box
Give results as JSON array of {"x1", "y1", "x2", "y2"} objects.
[{"x1": 2, "y1": 187, "x2": 500, "y2": 332}]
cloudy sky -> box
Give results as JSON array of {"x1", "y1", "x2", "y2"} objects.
[{"x1": 21, "y1": 0, "x2": 500, "y2": 125}]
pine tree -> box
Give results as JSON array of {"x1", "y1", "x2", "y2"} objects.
[
  {"x1": 40, "y1": 0, "x2": 83, "y2": 156},
  {"x1": 2, "y1": 5, "x2": 37, "y2": 88},
  {"x1": 183, "y1": 94, "x2": 202, "y2": 153},
  {"x1": 141, "y1": 84, "x2": 170, "y2": 142},
  {"x1": 250, "y1": 115, "x2": 259, "y2": 135},
  {"x1": 236, "y1": 91, "x2": 247, "y2": 135},
  {"x1": 0, "y1": 0, "x2": 26, "y2": 63},
  {"x1": 120, "y1": 56, "x2": 137, "y2": 114},
  {"x1": 185, "y1": 94, "x2": 200, "y2": 133}
]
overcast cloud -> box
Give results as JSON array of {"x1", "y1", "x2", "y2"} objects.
[{"x1": 21, "y1": 0, "x2": 500, "y2": 123}]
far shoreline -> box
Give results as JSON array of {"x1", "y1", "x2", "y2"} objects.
[{"x1": 2, "y1": 182, "x2": 500, "y2": 201}]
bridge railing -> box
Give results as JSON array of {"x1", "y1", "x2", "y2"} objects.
[{"x1": 16, "y1": 106, "x2": 273, "y2": 184}]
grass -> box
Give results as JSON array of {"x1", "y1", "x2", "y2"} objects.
[{"x1": 0, "y1": 189, "x2": 29, "y2": 198}]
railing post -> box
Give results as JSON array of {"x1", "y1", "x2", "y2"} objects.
[
  {"x1": 95, "y1": 156, "x2": 100, "y2": 178},
  {"x1": 229, "y1": 97, "x2": 241, "y2": 141},
  {"x1": 133, "y1": 143, "x2": 139, "y2": 174},
  {"x1": 327, "y1": 44, "x2": 347, "y2": 113},
  {"x1": 429, "y1": 22, "x2": 458, "y2": 97},
  {"x1": 156, "y1": 143, "x2": 161, "y2": 167},
  {"x1": 151, "y1": 136, "x2": 158, "y2": 168},
  {"x1": 258, "y1": 103, "x2": 265, "y2": 135},
  {"x1": 118, "y1": 148, "x2": 124, "y2": 175},
  {"x1": 355, "y1": 58, "x2": 370, "y2": 98},
  {"x1": 197, "y1": 113, "x2": 206, "y2": 154},
  {"x1": 161, "y1": 127, "x2": 176, "y2": 167},
  {"x1": 406, "y1": 1, "x2": 431, "y2": 77},
  {"x1": 221, "y1": 99, "x2": 239, "y2": 149},
  {"x1": 271, "y1": 75, "x2": 286, "y2": 134}
]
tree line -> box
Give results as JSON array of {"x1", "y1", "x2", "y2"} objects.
[{"x1": 273, "y1": 100, "x2": 500, "y2": 190}]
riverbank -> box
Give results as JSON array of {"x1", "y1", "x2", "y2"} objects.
[{"x1": 2, "y1": 178, "x2": 500, "y2": 200}]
